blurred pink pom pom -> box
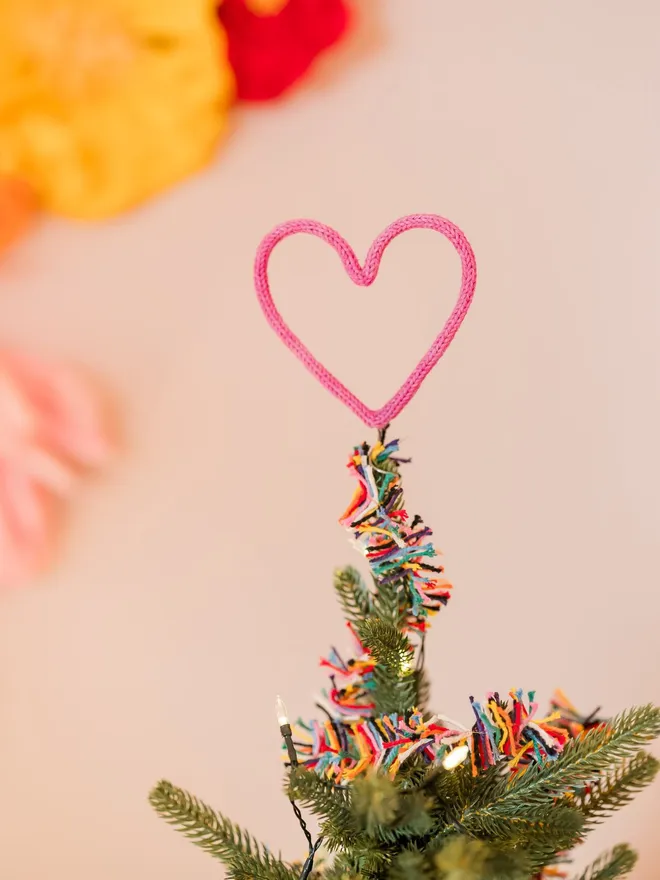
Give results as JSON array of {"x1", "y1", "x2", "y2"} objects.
[{"x1": 0, "y1": 350, "x2": 110, "y2": 588}]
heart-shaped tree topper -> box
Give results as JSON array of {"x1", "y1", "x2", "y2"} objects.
[{"x1": 254, "y1": 214, "x2": 477, "y2": 428}]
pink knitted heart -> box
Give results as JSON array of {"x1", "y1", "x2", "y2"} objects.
[{"x1": 254, "y1": 214, "x2": 477, "y2": 428}]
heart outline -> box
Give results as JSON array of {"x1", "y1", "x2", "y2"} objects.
[{"x1": 254, "y1": 214, "x2": 477, "y2": 428}]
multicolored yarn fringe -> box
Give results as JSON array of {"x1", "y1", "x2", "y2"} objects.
[
  {"x1": 293, "y1": 708, "x2": 467, "y2": 783},
  {"x1": 320, "y1": 622, "x2": 377, "y2": 718},
  {"x1": 550, "y1": 689, "x2": 605, "y2": 738},
  {"x1": 339, "y1": 438, "x2": 451, "y2": 633},
  {"x1": 290, "y1": 689, "x2": 593, "y2": 784},
  {"x1": 468, "y1": 690, "x2": 569, "y2": 775}
]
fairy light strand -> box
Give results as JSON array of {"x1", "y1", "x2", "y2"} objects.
[{"x1": 277, "y1": 697, "x2": 323, "y2": 879}]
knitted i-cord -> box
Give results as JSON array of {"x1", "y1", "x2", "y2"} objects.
[{"x1": 254, "y1": 214, "x2": 477, "y2": 428}]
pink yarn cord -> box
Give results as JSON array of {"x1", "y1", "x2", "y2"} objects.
[{"x1": 254, "y1": 214, "x2": 477, "y2": 428}]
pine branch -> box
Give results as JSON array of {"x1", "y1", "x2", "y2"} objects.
[
  {"x1": 433, "y1": 835, "x2": 531, "y2": 880},
  {"x1": 352, "y1": 773, "x2": 433, "y2": 843},
  {"x1": 387, "y1": 846, "x2": 429, "y2": 880},
  {"x1": 416, "y1": 763, "x2": 477, "y2": 836},
  {"x1": 471, "y1": 705, "x2": 660, "y2": 817},
  {"x1": 429, "y1": 792, "x2": 582, "y2": 872},
  {"x1": 372, "y1": 575, "x2": 409, "y2": 629},
  {"x1": 397, "y1": 763, "x2": 441, "y2": 794},
  {"x1": 334, "y1": 566, "x2": 373, "y2": 624},
  {"x1": 342, "y1": 844, "x2": 393, "y2": 878},
  {"x1": 573, "y1": 844, "x2": 637, "y2": 880},
  {"x1": 573, "y1": 751, "x2": 659, "y2": 827},
  {"x1": 321, "y1": 846, "x2": 395, "y2": 880},
  {"x1": 358, "y1": 617, "x2": 417, "y2": 714},
  {"x1": 358, "y1": 618, "x2": 413, "y2": 675},
  {"x1": 352, "y1": 771, "x2": 399, "y2": 833},
  {"x1": 460, "y1": 801, "x2": 583, "y2": 849},
  {"x1": 315, "y1": 853, "x2": 356, "y2": 880},
  {"x1": 149, "y1": 780, "x2": 296, "y2": 880}
]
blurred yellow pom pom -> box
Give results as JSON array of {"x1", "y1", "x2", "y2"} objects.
[{"x1": 0, "y1": 0, "x2": 235, "y2": 219}]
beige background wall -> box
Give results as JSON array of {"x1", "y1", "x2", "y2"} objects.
[{"x1": 1, "y1": 2, "x2": 659, "y2": 878}]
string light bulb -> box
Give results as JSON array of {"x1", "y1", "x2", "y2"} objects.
[
  {"x1": 276, "y1": 695, "x2": 298, "y2": 767},
  {"x1": 276, "y1": 695, "x2": 289, "y2": 727},
  {"x1": 400, "y1": 655, "x2": 415, "y2": 674},
  {"x1": 442, "y1": 743, "x2": 470, "y2": 770}
]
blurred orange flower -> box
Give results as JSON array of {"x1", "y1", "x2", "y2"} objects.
[
  {"x1": 0, "y1": 350, "x2": 110, "y2": 587},
  {"x1": 0, "y1": 0, "x2": 234, "y2": 219},
  {"x1": 0, "y1": 177, "x2": 36, "y2": 254}
]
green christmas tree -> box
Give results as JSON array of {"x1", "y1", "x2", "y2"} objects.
[{"x1": 149, "y1": 432, "x2": 659, "y2": 880}]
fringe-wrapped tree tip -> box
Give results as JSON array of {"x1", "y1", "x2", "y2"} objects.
[{"x1": 149, "y1": 437, "x2": 659, "y2": 880}]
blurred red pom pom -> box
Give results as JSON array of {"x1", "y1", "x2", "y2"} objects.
[{"x1": 220, "y1": 0, "x2": 349, "y2": 102}]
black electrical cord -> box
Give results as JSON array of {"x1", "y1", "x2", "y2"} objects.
[
  {"x1": 289, "y1": 798, "x2": 313, "y2": 851},
  {"x1": 280, "y1": 720, "x2": 323, "y2": 880},
  {"x1": 416, "y1": 630, "x2": 426, "y2": 672},
  {"x1": 298, "y1": 835, "x2": 324, "y2": 880}
]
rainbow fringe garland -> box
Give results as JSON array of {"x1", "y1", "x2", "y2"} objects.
[
  {"x1": 288, "y1": 439, "x2": 603, "y2": 784},
  {"x1": 339, "y1": 439, "x2": 451, "y2": 633},
  {"x1": 291, "y1": 689, "x2": 597, "y2": 784},
  {"x1": 293, "y1": 708, "x2": 466, "y2": 783},
  {"x1": 314, "y1": 438, "x2": 448, "y2": 719}
]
